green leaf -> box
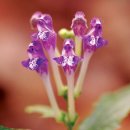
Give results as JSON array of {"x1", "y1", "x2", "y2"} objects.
[
  {"x1": 79, "y1": 85, "x2": 130, "y2": 130},
  {"x1": 0, "y1": 126, "x2": 12, "y2": 130},
  {"x1": 0, "y1": 125, "x2": 28, "y2": 130},
  {"x1": 25, "y1": 105, "x2": 55, "y2": 118}
]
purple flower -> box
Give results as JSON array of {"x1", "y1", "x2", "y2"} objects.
[
  {"x1": 83, "y1": 18, "x2": 107, "y2": 52},
  {"x1": 31, "y1": 12, "x2": 57, "y2": 51},
  {"x1": 30, "y1": 11, "x2": 53, "y2": 31},
  {"x1": 27, "y1": 41, "x2": 44, "y2": 58},
  {"x1": 54, "y1": 39, "x2": 81, "y2": 74},
  {"x1": 71, "y1": 11, "x2": 87, "y2": 36},
  {"x1": 22, "y1": 41, "x2": 48, "y2": 75},
  {"x1": 22, "y1": 11, "x2": 108, "y2": 75},
  {"x1": 90, "y1": 17, "x2": 102, "y2": 36},
  {"x1": 83, "y1": 35, "x2": 107, "y2": 52},
  {"x1": 32, "y1": 30, "x2": 56, "y2": 50}
]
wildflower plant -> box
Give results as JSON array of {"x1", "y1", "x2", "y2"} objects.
[
  {"x1": 21, "y1": 11, "x2": 107, "y2": 130},
  {"x1": 0, "y1": 11, "x2": 130, "y2": 130}
]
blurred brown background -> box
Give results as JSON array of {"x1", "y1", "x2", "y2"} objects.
[{"x1": 0, "y1": 0, "x2": 130, "y2": 130}]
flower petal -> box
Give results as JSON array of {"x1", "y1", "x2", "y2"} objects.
[
  {"x1": 22, "y1": 58, "x2": 48, "y2": 75},
  {"x1": 30, "y1": 12, "x2": 53, "y2": 31},
  {"x1": 71, "y1": 11, "x2": 87, "y2": 36}
]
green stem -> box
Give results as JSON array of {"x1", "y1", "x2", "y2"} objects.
[{"x1": 68, "y1": 125, "x2": 73, "y2": 130}]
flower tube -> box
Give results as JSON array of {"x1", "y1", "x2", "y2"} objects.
[
  {"x1": 22, "y1": 41, "x2": 60, "y2": 118},
  {"x1": 71, "y1": 11, "x2": 88, "y2": 56},
  {"x1": 30, "y1": 12, "x2": 64, "y2": 95},
  {"x1": 54, "y1": 39, "x2": 81, "y2": 121},
  {"x1": 75, "y1": 17, "x2": 107, "y2": 97}
]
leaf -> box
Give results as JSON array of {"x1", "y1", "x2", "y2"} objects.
[
  {"x1": 79, "y1": 85, "x2": 130, "y2": 130},
  {"x1": 0, "y1": 126, "x2": 12, "y2": 130},
  {"x1": 25, "y1": 105, "x2": 55, "y2": 118},
  {"x1": 0, "y1": 125, "x2": 28, "y2": 130}
]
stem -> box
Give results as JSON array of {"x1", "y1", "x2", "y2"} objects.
[
  {"x1": 68, "y1": 125, "x2": 73, "y2": 130},
  {"x1": 55, "y1": 47, "x2": 60, "y2": 57},
  {"x1": 74, "y1": 51, "x2": 93, "y2": 97},
  {"x1": 48, "y1": 48, "x2": 65, "y2": 95},
  {"x1": 75, "y1": 36, "x2": 82, "y2": 56},
  {"x1": 42, "y1": 74, "x2": 60, "y2": 117},
  {"x1": 66, "y1": 72, "x2": 75, "y2": 121}
]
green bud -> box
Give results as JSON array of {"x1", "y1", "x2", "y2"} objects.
[
  {"x1": 58, "y1": 28, "x2": 74, "y2": 39},
  {"x1": 64, "y1": 113, "x2": 78, "y2": 130},
  {"x1": 59, "y1": 86, "x2": 68, "y2": 98},
  {"x1": 56, "y1": 111, "x2": 66, "y2": 122}
]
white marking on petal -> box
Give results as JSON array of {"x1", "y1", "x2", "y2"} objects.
[
  {"x1": 29, "y1": 42, "x2": 34, "y2": 47},
  {"x1": 29, "y1": 58, "x2": 38, "y2": 70},
  {"x1": 96, "y1": 19, "x2": 101, "y2": 24},
  {"x1": 90, "y1": 35, "x2": 96, "y2": 45},
  {"x1": 62, "y1": 56, "x2": 74, "y2": 67},
  {"x1": 38, "y1": 31, "x2": 49, "y2": 40}
]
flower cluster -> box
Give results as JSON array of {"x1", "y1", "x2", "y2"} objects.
[
  {"x1": 22, "y1": 11, "x2": 107, "y2": 75},
  {"x1": 22, "y1": 11, "x2": 57, "y2": 75},
  {"x1": 71, "y1": 11, "x2": 107, "y2": 52},
  {"x1": 22, "y1": 11, "x2": 107, "y2": 129}
]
